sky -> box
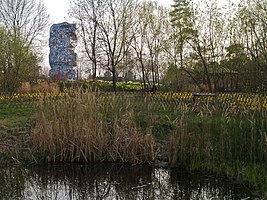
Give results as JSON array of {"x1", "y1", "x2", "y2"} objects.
[{"x1": 43, "y1": 0, "x2": 173, "y2": 24}]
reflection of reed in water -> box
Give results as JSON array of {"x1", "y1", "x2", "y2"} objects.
[
  {"x1": 0, "y1": 164, "x2": 256, "y2": 200},
  {"x1": 26, "y1": 163, "x2": 155, "y2": 199}
]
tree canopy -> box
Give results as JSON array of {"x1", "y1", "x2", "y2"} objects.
[
  {"x1": 0, "y1": 0, "x2": 49, "y2": 92},
  {"x1": 0, "y1": 28, "x2": 39, "y2": 92}
]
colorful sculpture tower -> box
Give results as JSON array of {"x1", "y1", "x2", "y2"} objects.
[{"x1": 49, "y1": 22, "x2": 78, "y2": 80}]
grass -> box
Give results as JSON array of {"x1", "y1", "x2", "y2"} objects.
[
  {"x1": 0, "y1": 108, "x2": 34, "y2": 128},
  {"x1": 0, "y1": 108, "x2": 35, "y2": 164}
]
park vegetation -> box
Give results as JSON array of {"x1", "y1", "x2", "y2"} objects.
[
  {"x1": 0, "y1": 0, "x2": 266, "y2": 198},
  {"x1": 0, "y1": 88, "x2": 266, "y2": 196},
  {"x1": 0, "y1": 0, "x2": 49, "y2": 93},
  {"x1": 70, "y1": 0, "x2": 266, "y2": 93}
]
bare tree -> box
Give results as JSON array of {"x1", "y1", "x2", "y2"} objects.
[
  {"x1": 0, "y1": 0, "x2": 49, "y2": 47},
  {"x1": 97, "y1": 0, "x2": 135, "y2": 92},
  {"x1": 235, "y1": 0, "x2": 267, "y2": 91},
  {"x1": 69, "y1": 0, "x2": 104, "y2": 80},
  {"x1": 238, "y1": 0, "x2": 267, "y2": 65},
  {"x1": 132, "y1": 1, "x2": 169, "y2": 90}
]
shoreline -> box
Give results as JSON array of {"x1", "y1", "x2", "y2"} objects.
[{"x1": 0, "y1": 127, "x2": 265, "y2": 198}]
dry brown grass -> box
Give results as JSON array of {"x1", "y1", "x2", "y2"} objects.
[
  {"x1": 18, "y1": 81, "x2": 60, "y2": 94},
  {"x1": 19, "y1": 82, "x2": 31, "y2": 93},
  {"x1": 31, "y1": 89, "x2": 155, "y2": 164},
  {"x1": 31, "y1": 81, "x2": 59, "y2": 93}
]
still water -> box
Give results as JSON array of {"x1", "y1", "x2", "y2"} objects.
[{"x1": 0, "y1": 163, "x2": 257, "y2": 200}]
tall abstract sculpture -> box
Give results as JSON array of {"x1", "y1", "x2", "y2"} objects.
[{"x1": 49, "y1": 22, "x2": 78, "y2": 80}]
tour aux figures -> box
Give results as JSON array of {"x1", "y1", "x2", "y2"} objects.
[{"x1": 49, "y1": 22, "x2": 78, "y2": 80}]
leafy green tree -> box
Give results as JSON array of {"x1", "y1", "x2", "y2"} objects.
[
  {"x1": 170, "y1": 0, "x2": 194, "y2": 67},
  {"x1": 169, "y1": 0, "x2": 195, "y2": 85},
  {"x1": 0, "y1": 28, "x2": 39, "y2": 92}
]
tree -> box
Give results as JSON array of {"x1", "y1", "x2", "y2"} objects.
[
  {"x1": 0, "y1": 28, "x2": 39, "y2": 92},
  {"x1": 131, "y1": 1, "x2": 169, "y2": 90},
  {"x1": 97, "y1": 0, "x2": 135, "y2": 92},
  {"x1": 131, "y1": 1, "x2": 151, "y2": 88},
  {"x1": 0, "y1": 0, "x2": 49, "y2": 47},
  {"x1": 163, "y1": 63, "x2": 180, "y2": 91},
  {"x1": 170, "y1": 0, "x2": 194, "y2": 67},
  {"x1": 237, "y1": 0, "x2": 267, "y2": 91},
  {"x1": 169, "y1": 0, "x2": 205, "y2": 91},
  {"x1": 169, "y1": 0, "x2": 236, "y2": 92},
  {"x1": 189, "y1": 1, "x2": 230, "y2": 92},
  {"x1": 69, "y1": 0, "x2": 104, "y2": 80},
  {"x1": 0, "y1": 0, "x2": 49, "y2": 92}
]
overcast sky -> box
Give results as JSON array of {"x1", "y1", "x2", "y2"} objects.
[{"x1": 43, "y1": 0, "x2": 173, "y2": 24}]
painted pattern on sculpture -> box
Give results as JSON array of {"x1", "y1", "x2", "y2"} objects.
[{"x1": 49, "y1": 22, "x2": 78, "y2": 80}]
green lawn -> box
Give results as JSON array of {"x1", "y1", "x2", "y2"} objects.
[{"x1": 0, "y1": 108, "x2": 34, "y2": 128}]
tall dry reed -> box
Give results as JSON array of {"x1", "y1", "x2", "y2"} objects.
[{"x1": 31, "y1": 89, "x2": 155, "y2": 164}]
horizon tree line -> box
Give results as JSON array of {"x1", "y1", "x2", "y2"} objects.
[{"x1": 0, "y1": 0, "x2": 265, "y2": 93}]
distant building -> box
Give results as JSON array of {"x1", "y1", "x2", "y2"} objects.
[{"x1": 49, "y1": 22, "x2": 78, "y2": 80}]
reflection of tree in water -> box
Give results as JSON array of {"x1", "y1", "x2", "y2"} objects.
[{"x1": 0, "y1": 164, "x2": 256, "y2": 199}]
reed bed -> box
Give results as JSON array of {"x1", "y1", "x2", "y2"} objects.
[
  {"x1": 31, "y1": 89, "x2": 155, "y2": 164},
  {"x1": 3, "y1": 89, "x2": 267, "y2": 194},
  {"x1": 168, "y1": 102, "x2": 267, "y2": 193}
]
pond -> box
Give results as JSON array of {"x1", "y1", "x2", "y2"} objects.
[{"x1": 0, "y1": 163, "x2": 258, "y2": 200}]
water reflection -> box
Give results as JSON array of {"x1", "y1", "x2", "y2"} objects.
[{"x1": 0, "y1": 164, "x2": 256, "y2": 200}]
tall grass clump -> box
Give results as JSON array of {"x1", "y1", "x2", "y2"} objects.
[
  {"x1": 168, "y1": 102, "x2": 267, "y2": 193},
  {"x1": 31, "y1": 89, "x2": 155, "y2": 164}
]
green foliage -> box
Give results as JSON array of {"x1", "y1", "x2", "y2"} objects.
[
  {"x1": 164, "y1": 63, "x2": 179, "y2": 86},
  {"x1": 163, "y1": 63, "x2": 193, "y2": 91},
  {"x1": 170, "y1": 0, "x2": 194, "y2": 35},
  {"x1": 169, "y1": 0, "x2": 195, "y2": 58},
  {"x1": 0, "y1": 28, "x2": 39, "y2": 93},
  {"x1": 225, "y1": 43, "x2": 248, "y2": 70}
]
